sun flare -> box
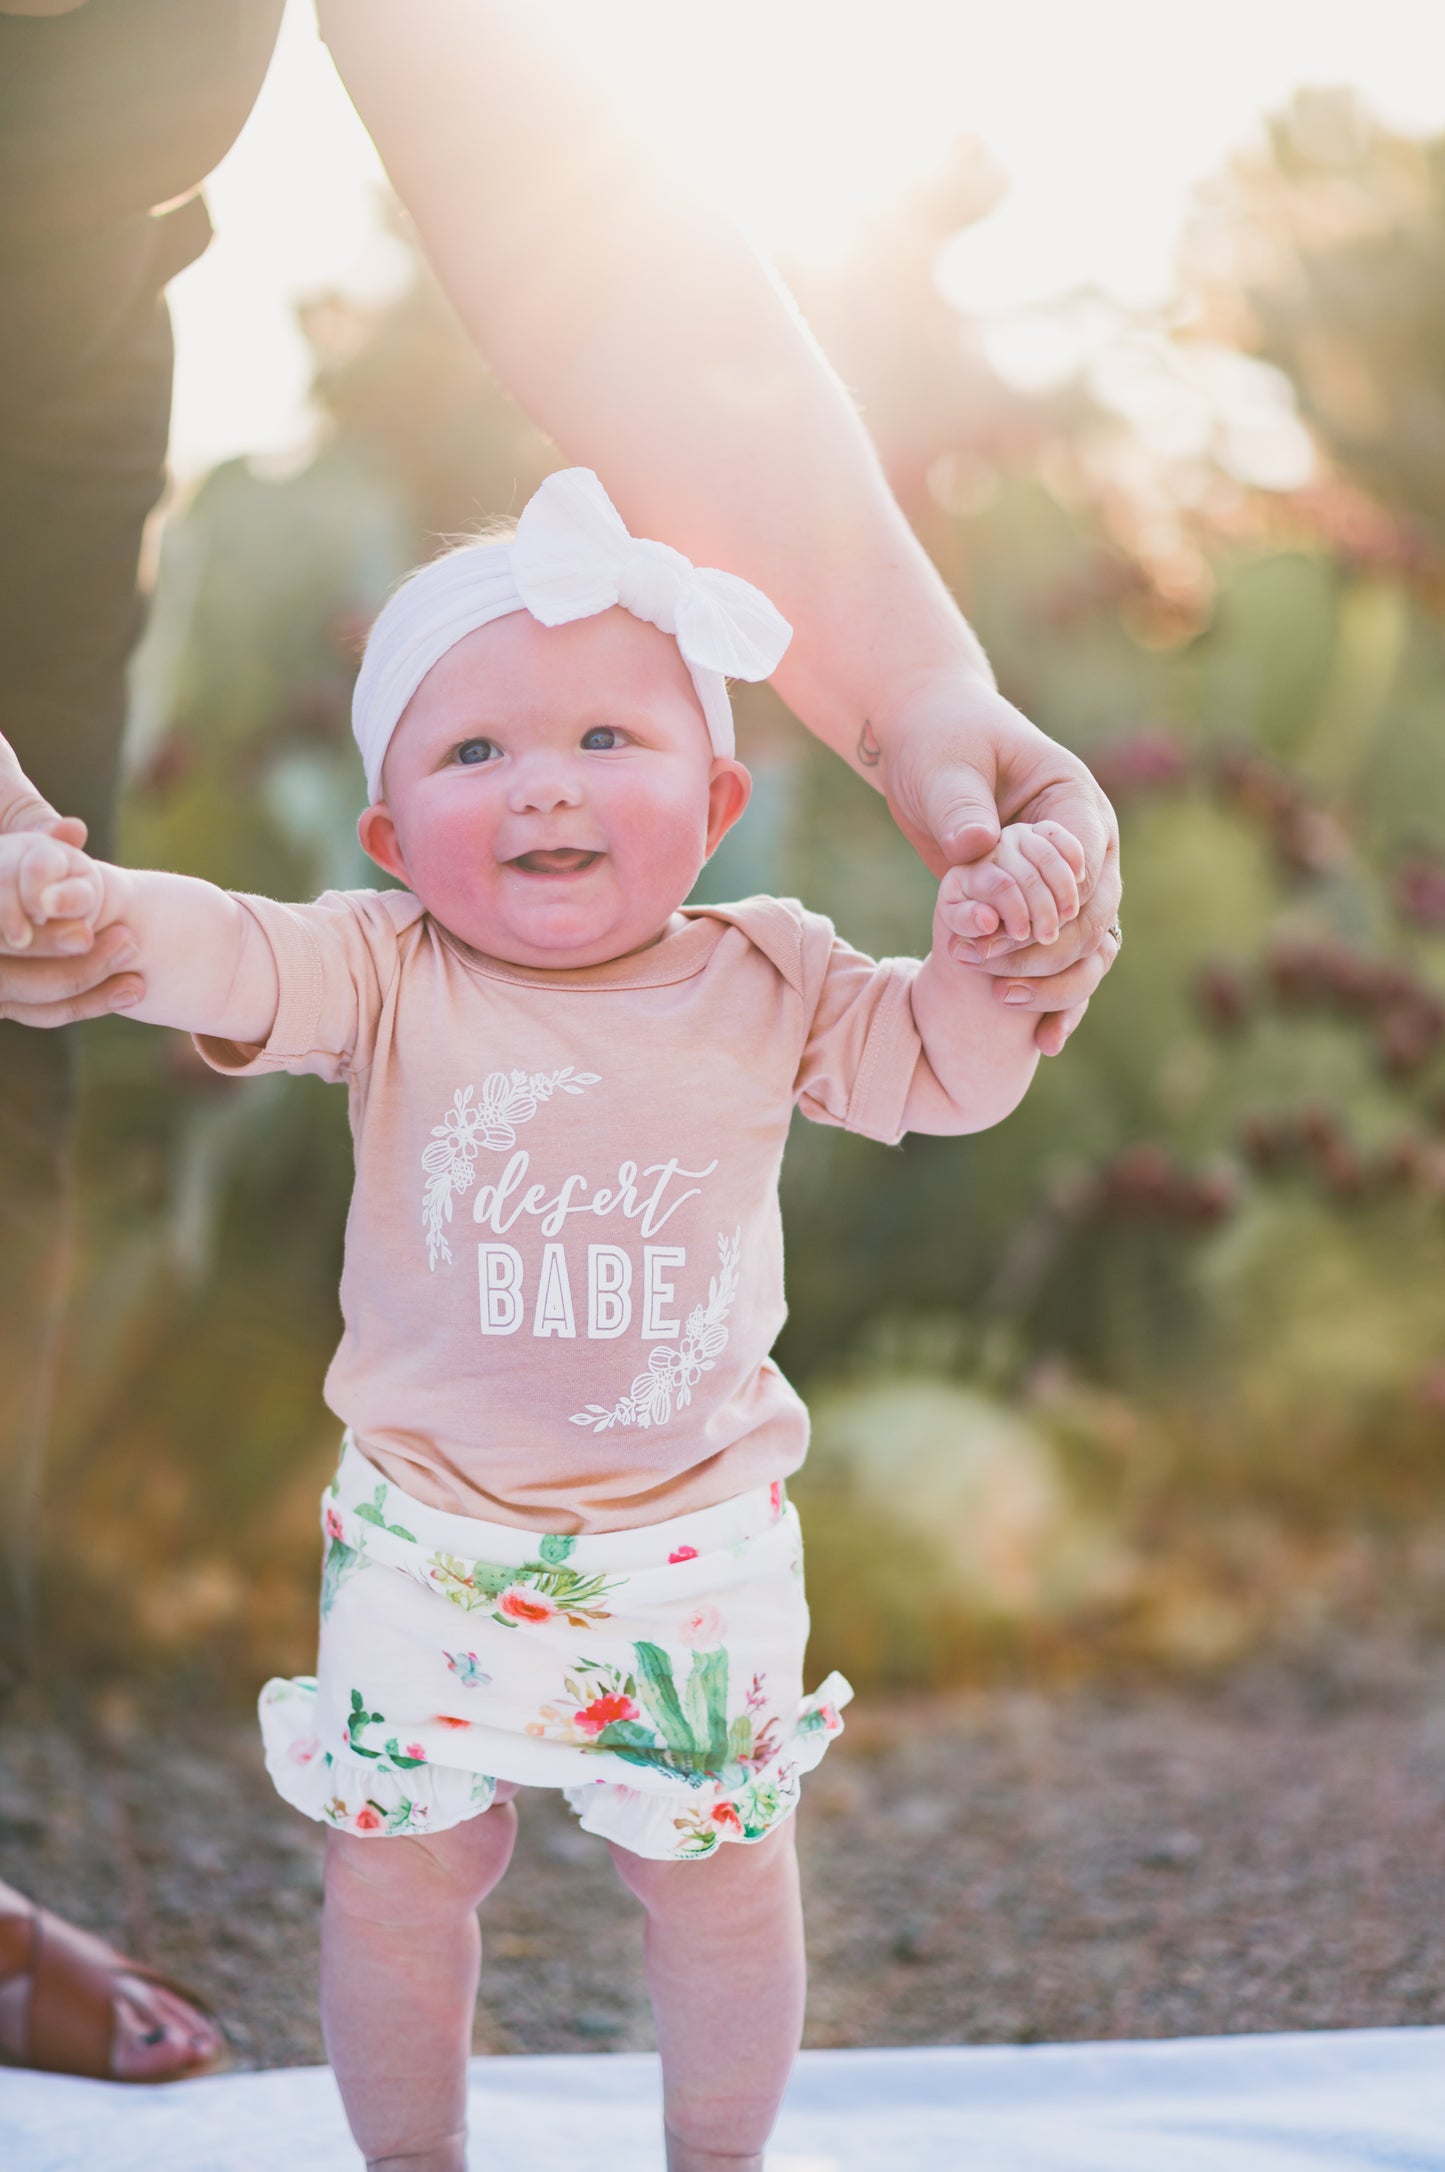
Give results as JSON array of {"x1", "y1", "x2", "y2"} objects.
[{"x1": 166, "y1": 0, "x2": 1445, "y2": 477}]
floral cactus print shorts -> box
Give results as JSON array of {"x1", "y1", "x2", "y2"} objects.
[{"x1": 260, "y1": 1437, "x2": 851, "y2": 1861}]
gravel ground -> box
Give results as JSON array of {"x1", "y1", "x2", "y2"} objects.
[{"x1": 4, "y1": 1645, "x2": 1445, "y2": 2069}]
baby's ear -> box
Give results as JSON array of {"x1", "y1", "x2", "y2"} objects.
[
  {"x1": 357, "y1": 803, "x2": 409, "y2": 883},
  {"x1": 704, "y1": 760, "x2": 752, "y2": 857}
]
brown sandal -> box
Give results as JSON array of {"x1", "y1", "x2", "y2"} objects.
[{"x1": 0, "y1": 1890, "x2": 224, "y2": 2081}]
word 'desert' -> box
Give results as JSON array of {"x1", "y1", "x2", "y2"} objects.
[{"x1": 471, "y1": 1149, "x2": 718, "y2": 1240}]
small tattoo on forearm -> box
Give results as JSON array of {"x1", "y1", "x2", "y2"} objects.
[{"x1": 857, "y1": 720, "x2": 882, "y2": 769}]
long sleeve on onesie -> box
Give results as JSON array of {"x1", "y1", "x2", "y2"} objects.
[{"x1": 197, "y1": 890, "x2": 925, "y2": 1531}]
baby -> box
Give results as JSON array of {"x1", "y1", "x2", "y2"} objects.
[{"x1": 3, "y1": 470, "x2": 1085, "y2": 2172}]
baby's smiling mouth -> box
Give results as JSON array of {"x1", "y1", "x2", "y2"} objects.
[{"x1": 507, "y1": 847, "x2": 603, "y2": 876}]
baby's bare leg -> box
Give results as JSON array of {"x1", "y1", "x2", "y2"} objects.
[
  {"x1": 610, "y1": 1819, "x2": 805, "y2": 2172},
  {"x1": 321, "y1": 1786, "x2": 519, "y2": 2172}
]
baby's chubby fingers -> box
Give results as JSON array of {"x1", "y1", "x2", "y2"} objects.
[
  {"x1": 938, "y1": 822, "x2": 1086, "y2": 953},
  {"x1": 948, "y1": 896, "x2": 1002, "y2": 941},
  {"x1": 0, "y1": 836, "x2": 67, "y2": 949},
  {"x1": 980, "y1": 833, "x2": 1063, "y2": 946},
  {"x1": 7, "y1": 837, "x2": 102, "y2": 944},
  {"x1": 933, "y1": 866, "x2": 1002, "y2": 941},
  {"x1": 937, "y1": 859, "x2": 1030, "y2": 948},
  {"x1": 32, "y1": 870, "x2": 104, "y2": 926},
  {"x1": 1032, "y1": 820, "x2": 1089, "y2": 882},
  {"x1": 0, "y1": 883, "x2": 33, "y2": 951},
  {"x1": 1010, "y1": 822, "x2": 1085, "y2": 940}
]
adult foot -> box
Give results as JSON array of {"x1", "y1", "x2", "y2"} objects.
[{"x1": 0, "y1": 1880, "x2": 224, "y2": 2080}]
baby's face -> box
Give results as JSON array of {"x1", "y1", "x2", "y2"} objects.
[{"x1": 358, "y1": 609, "x2": 750, "y2": 970}]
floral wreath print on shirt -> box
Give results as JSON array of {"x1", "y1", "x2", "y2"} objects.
[
  {"x1": 571, "y1": 1229, "x2": 740, "y2": 1433},
  {"x1": 421, "y1": 1070, "x2": 600, "y2": 1270}
]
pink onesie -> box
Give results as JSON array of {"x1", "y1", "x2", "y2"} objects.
[{"x1": 199, "y1": 889, "x2": 927, "y2": 1533}]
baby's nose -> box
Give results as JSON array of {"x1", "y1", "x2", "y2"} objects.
[{"x1": 508, "y1": 755, "x2": 585, "y2": 815}]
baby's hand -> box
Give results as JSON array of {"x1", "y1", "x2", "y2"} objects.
[
  {"x1": 0, "y1": 832, "x2": 105, "y2": 954},
  {"x1": 937, "y1": 821, "x2": 1087, "y2": 954}
]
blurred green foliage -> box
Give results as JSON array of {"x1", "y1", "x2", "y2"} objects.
[{"x1": 40, "y1": 103, "x2": 1445, "y2": 1693}]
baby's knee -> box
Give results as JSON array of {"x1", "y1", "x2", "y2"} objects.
[{"x1": 326, "y1": 1801, "x2": 518, "y2": 1925}]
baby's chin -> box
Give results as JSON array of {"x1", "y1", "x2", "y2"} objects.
[{"x1": 424, "y1": 887, "x2": 681, "y2": 971}]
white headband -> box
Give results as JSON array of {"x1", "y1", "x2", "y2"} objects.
[{"x1": 351, "y1": 467, "x2": 792, "y2": 801}]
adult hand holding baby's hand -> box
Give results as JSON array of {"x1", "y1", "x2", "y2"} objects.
[
  {"x1": 0, "y1": 732, "x2": 142, "y2": 1026},
  {"x1": 872, "y1": 671, "x2": 1122, "y2": 1055}
]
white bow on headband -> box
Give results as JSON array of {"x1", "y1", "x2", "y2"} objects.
[{"x1": 351, "y1": 468, "x2": 792, "y2": 800}]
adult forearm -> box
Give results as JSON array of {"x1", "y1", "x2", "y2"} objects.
[
  {"x1": 469, "y1": 235, "x2": 993, "y2": 773},
  {"x1": 323, "y1": 0, "x2": 994, "y2": 779},
  {"x1": 325, "y1": 0, "x2": 1120, "y2": 1058}
]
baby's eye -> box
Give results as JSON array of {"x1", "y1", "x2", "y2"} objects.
[
  {"x1": 581, "y1": 726, "x2": 625, "y2": 751},
  {"x1": 455, "y1": 738, "x2": 500, "y2": 766}
]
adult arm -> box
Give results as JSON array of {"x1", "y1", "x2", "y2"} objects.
[{"x1": 319, "y1": 0, "x2": 1121, "y2": 1052}]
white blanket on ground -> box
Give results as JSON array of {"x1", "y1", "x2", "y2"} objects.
[{"x1": 4, "y1": 2028, "x2": 1445, "y2": 2170}]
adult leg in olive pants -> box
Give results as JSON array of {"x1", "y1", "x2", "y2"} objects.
[{"x1": 0, "y1": 280, "x2": 221, "y2": 2079}]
